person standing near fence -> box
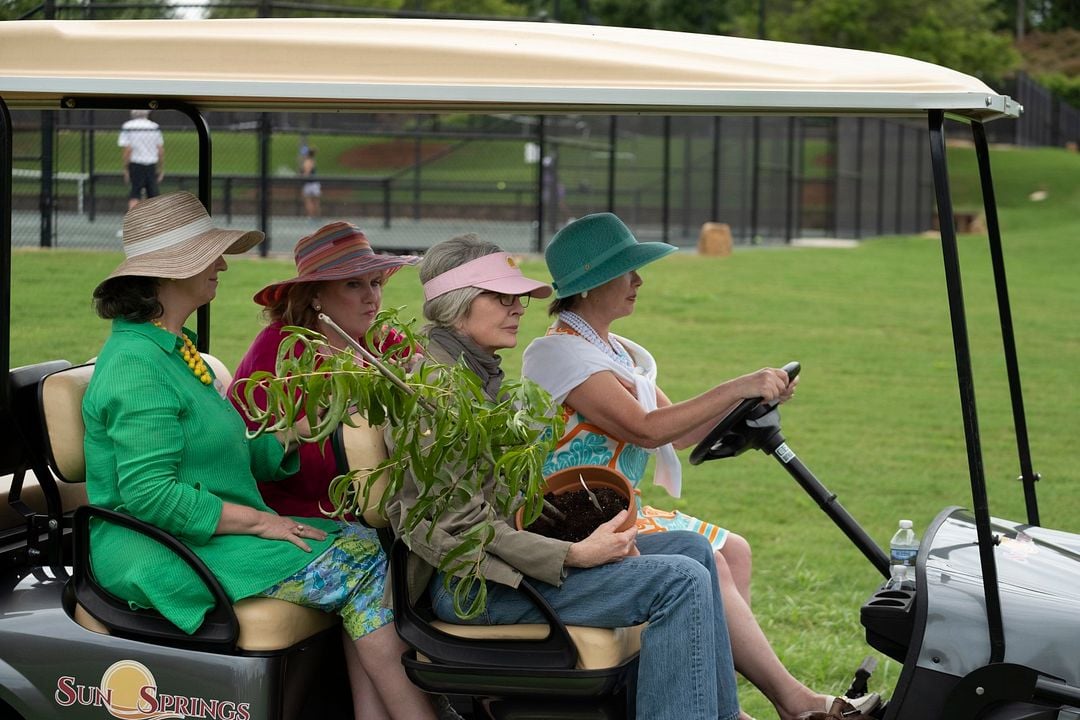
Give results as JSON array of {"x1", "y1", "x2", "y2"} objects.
[
  {"x1": 300, "y1": 147, "x2": 321, "y2": 221},
  {"x1": 118, "y1": 110, "x2": 165, "y2": 212}
]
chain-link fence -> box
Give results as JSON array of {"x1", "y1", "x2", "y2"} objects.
[
  {"x1": 12, "y1": 107, "x2": 939, "y2": 256},
  {"x1": 14, "y1": 1, "x2": 1070, "y2": 257}
]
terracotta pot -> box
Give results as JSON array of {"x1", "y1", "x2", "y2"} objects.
[{"x1": 515, "y1": 465, "x2": 638, "y2": 534}]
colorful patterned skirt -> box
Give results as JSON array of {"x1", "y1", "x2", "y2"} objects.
[{"x1": 257, "y1": 522, "x2": 392, "y2": 640}]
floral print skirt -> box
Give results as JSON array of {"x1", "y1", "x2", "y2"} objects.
[{"x1": 257, "y1": 521, "x2": 393, "y2": 640}]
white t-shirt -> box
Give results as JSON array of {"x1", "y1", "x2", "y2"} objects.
[{"x1": 118, "y1": 118, "x2": 163, "y2": 165}]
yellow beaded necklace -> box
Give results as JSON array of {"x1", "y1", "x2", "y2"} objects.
[{"x1": 153, "y1": 320, "x2": 213, "y2": 385}]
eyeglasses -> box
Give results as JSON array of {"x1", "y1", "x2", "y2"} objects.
[{"x1": 482, "y1": 291, "x2": 530, "y2": 308}]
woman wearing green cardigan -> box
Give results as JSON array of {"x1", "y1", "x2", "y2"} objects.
[{"x1": 82, "y1": 192, "x2": 436, "y2": 720}]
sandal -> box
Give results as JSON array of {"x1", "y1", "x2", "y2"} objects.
[{"x1": 795, "y1": 692, "x2": 882, "y2": 720}]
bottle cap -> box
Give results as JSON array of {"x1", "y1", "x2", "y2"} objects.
[{"x1": 899, "y1": 519, "x2": 913, "y2": 529}]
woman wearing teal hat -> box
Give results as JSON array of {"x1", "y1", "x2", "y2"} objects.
[{"x1": 523, "y1": 213, "x2": 879, "y2": 720}]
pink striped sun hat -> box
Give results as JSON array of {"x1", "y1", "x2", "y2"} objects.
[{"x1": 254, "y1": 222, "x2": 418, "y2": 306}]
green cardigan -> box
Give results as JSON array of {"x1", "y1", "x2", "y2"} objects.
[{"x1": 82, "y1": 319, "x2": 339, "y2": 634}]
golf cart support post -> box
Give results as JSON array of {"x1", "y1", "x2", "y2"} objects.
[{"x1": 0, "y1": 18, "x2": 1066, "y2": 720}]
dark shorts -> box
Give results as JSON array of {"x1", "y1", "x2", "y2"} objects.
[{"x1": 128, "y1": 163, "x2": 159, "y2": 200}]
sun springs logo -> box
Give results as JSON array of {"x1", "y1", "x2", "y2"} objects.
[{"x1": 54, "y1": 660, "x2": 251, "y2": 720}]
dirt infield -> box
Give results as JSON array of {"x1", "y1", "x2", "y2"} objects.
[{"x1": 338, "y1": 139, "x2": 452, "y2": 170}]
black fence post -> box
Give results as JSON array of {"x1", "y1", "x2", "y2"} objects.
[
  {"x1": 876, "y1": 120, "x2": 886, "y2": 236},
  {"x1": 383, "y1": 180, "x2": 391, "y2": 229},
  {"x1": 39, "y1": 0, "x2": 56, "y2": 248},
  {"x1": 2, "y1": 97, "x2": 13, "y2": 406},
  {"x1": 39, "y1": 111, "x2": 54, "y2": 248},
  {"x1": 750, "y1": 117, "x2": 761, "y2": 242},
  {"x1": 827, "y1": 119, "x2": 838, "y2": 238},
  {"x1": 413, "y1": 114, "x2": 422, "y2": 221},
  {"x1": 224, "y1": 177, "x2": 233, "y2": 224},
  {"x1": 258, "y1": 112, "x2": 271, "y2": 256},
  {"x1": 535, "y1": 116, "x2": 545, "y2": 253},
  {"x1": 662, "y1": 116, "x2": 671, "y2": 242},
  {"x1": 1050, "y1": 95, "x2": 1061, "y2": 148},
  {"x1": 711, "y1": 117, "x2": 721, "y2": 223},
  {"x1": 681, "y1": 120, "x2": 692, "y2": 238},
  {"x1": 87, "y1": 109, "x2": 96, "y2": 223},
  {"x1": 607, "y1": 116, "x2": 617, "y2": 213},
  {"x1": 854, "y1": 118, "x2": 864, "y2": 239},
  {"x1": 785, "y1": 117, "x2": 796, "y2": 243},
  {"x1": 894, "y1": 125, "x2": 905, "y2": 233}
]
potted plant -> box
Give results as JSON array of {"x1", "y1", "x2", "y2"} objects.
[
  {"x1": 232, "y1": 310, "x2": 563, "y2": 619},
  {"x1": 515, "y1": 465, "x2": 638, "y2": 542}
]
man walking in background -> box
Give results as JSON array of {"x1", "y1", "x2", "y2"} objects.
[{"x1": 118, "y1": 109, "x2": 164, "y2": 212}]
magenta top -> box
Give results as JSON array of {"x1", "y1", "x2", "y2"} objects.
[{"x1": 229, "y1": 320, "x2": 406, "y2": 520}]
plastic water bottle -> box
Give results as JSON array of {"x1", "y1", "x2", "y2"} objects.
[{"x1": 888, "y1": 520, "x2": 919, "y2": 590}]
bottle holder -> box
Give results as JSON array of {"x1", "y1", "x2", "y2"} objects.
[{"x1": 860, "y1": 585, "x2": 916, "y2": 662}]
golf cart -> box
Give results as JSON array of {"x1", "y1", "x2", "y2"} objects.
[{"x1": 0, "y1": 17, "x2": 1074, "y2": 720}]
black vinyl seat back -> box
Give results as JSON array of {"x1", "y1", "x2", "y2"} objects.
[
  {"x1": 1, "y1": 360, "x2": 73, "y2": 559},
  {"x1": 2, "y1": 360, "x2": 71, "y2": 478}
]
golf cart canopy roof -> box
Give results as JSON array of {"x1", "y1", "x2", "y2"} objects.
[{"x1": 0, "y1": 18, "x2": 1020, "y2": 120}]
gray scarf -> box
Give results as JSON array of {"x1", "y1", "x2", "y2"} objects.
[{"x1": 425, "y1": 326, "x2": 505, "y2": 401}]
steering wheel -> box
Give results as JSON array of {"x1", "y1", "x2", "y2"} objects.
[{"x1": 688, "y1": 361, "x2": 800, "y2": 466}]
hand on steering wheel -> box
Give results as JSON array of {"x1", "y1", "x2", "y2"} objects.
[{"x1": 689, "y1": 361, "x2": 800, "y2": 466}]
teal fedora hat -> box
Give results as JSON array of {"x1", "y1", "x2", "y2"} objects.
[{"x1": 545, "y1": 213, "x2": 677, "y2": 299}]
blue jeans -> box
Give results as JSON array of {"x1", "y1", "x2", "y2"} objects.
[{"x1": 431, "y1": 531, "x2": 739, "y2": 720}]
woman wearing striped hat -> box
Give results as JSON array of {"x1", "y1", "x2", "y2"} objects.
[{"x1": 229, "y1": 222, "x2": 418, "y2": 520}]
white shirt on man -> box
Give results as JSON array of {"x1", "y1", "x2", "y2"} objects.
[{"x1": 118, "y1": 118, "x2": 164, "y2": 165}]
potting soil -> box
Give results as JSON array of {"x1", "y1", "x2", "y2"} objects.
[{"x1": 525, "y1": 488, "x2": 630, "y2": 542}]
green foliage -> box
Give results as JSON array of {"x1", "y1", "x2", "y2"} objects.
[
  {"x1": 207, "y1": 0, "x2": 529, "y2": 19},
  {"x1": 0, "y1": 0, "x2": 41, "y2": 20},
  {"x1": 735, "y1": 0, "x2": 1020, "y2": 78},
  {"x1": 1006, "y1": 0, "x2": 1080, "y2": 33},
  {"x1": 231, "y1": 310, "x2": 562, "y2": 619},
  {"x1": 577, "y1": 0, "x2": 729, "y2": 34},
  {"x1": 1035, "y1": 0, "x2": 1080, "y2": 31},
  {"x1": 1038, "y1": 72, "x2": 1080, "y2": 107}
]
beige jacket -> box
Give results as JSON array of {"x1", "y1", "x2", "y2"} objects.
[{"x1": 384, "y1": 337, "x2": 572, "y2": 606}]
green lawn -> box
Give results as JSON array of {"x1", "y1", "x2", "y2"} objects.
[{"x1": 8, "y1": 143, "x2": 1080, "y2": 717}]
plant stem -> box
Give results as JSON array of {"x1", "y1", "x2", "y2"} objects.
[
  {"x1": 319, "y1": 312, "x2": 567, "y2": 523},
  {"x1": 318, "y1": 312, "x2": 437, "y2": 414}
]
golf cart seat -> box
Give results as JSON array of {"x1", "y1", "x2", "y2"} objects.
[
  {"x1": 1, "y1": 361, "x2": 89, "y2": 570},
  {"x1": 36, "y1": 360, "x2": 338, "y2": 653},
  {"x1": 1, "y1": 361, "x2": 88, "y2": 532},
  {"x1": 334, "y1": 418, "x2": 643, "y2": 716}
]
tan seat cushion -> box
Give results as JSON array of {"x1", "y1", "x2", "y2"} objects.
[
  {"x1": 41, "y1": 363, "x2": 94, "y2": 484},
  {"x1": 73, "y1": 602, "x2": 111, "y2": 635},
  {"x1": 0, "y1": 470, "x2": 88, "y2": 532},
  {"x1": 73, "y1": 598, "x2": 340, "y2": 652},
  {"x1": 430, "y1": 621, "x2": 645, "y2": 670},
  {"x1": 335, "y1": 417, "x2": 390, "y2": 528},
  {"x1": 233, "y1": 597, "x2": 340, "y2": 651},
  {"x1": 202, "y1": 353, "x2": 232, "y2": 398}
]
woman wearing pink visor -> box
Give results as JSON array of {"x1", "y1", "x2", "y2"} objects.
[
  {"x1": 415, "y1": 236, "x2": 553, "y2": 391},
  {"x1": 384, "y1": 234, "x2": 744, "y2": 720}
]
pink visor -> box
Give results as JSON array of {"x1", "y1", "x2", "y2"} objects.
[{"x1": 423, "y1": 252, "x2": 553, "y2": 302}]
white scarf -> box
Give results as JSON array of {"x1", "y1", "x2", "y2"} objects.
[{"x1": 522, "y1": 330, "x2": 683, "y2": 498}]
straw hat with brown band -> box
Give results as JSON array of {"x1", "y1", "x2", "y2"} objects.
[{"x1": 106, "y1": 191, "x2": 264, "y2": 280}]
